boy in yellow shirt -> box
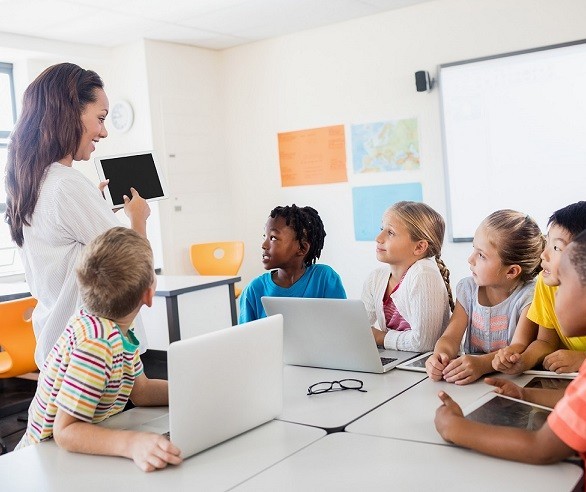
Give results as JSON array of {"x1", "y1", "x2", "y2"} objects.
[{"x1": 493, "y1": 201, "x2": 586, "y2": 374}]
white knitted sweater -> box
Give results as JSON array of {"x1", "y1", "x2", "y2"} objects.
[{"x1": 361, "y1": 257, "x2": 451, "y2": 352}]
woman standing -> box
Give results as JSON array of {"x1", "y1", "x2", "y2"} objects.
[{"x1": 5, "y1": 63, "x2": 151, "y2": 368}]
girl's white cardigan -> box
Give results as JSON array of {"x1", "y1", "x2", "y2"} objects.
[{"x1": 361, "y1": 257, "x2": 451, "y2": 352}]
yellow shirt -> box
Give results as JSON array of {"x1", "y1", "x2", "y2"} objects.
[{"x1": 527, "y1": 273, "x2": 586, "y2": 351}]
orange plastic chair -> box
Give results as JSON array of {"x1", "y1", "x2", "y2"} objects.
[
  {"x1": 189, "y1": 242, "x2": 244, "y2": 298},
  {"x1": 0, "y1": 297, "x2": 38, "y2": 378}
]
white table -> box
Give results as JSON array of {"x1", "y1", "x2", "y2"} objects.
[
  {"x1": 0, "y1": 281, "x2": 30, "y2": 302},
  {"x1": 0, "y1": 407, "x2": 325, "y2": 492},
  {"x1": 278, "y1": 365, "x2": 426, "y2": 432},
  {"x1": 141, "y1": 275, "x2": 240, "y2": 350},
  {"x1": 233, "y1": 432, "x2": 583, "y2": 491},
  {"x1": 346, "y1": 372, "x2": 536, "y2": 445}
]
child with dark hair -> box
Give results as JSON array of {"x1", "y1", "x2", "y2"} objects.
[
  {"x1": 238, "y1": 204, "x2": 346, "y2": 323},
  {"x1": 492, "y1": 201, "x2": 586, "y2": 375}
]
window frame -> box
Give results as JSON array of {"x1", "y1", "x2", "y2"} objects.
[
  {"x1": 0, "y1": 61, "x2": 16, "y2": 141},
  {"x1": 0, "y1": 62, "x2": 21, "y2": 277}
]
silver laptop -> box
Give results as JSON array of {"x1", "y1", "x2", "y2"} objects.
[
  {"x1": 261, "y1": 297, "x2": 419, "y2": 373},
  {"x1": 136, "y1": 315, "x2": 283, "y2": 458}
]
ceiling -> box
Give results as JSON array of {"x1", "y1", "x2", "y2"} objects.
[{"x1": 0, "y1": 0, "x2": 435, "y2": 51}]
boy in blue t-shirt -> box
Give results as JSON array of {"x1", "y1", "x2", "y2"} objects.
[{"x1": 239, "y1": 204, "x2": 346, "y2": 323}]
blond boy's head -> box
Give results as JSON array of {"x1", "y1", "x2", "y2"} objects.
[{"x1": 76, "y1": 227, "x2": 154, "y2": 320}]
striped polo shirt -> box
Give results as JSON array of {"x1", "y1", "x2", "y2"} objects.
[{"x1": 20, "y1": 309, "x2": 143, "y2": 447}]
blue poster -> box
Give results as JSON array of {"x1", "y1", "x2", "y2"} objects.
[{"x1": 353, "y1": 183, "x2": 423, "y2": 241}]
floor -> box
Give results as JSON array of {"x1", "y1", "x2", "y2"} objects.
[{"x1": 0, "y1": 350, "x2": 167, "y2": 455}]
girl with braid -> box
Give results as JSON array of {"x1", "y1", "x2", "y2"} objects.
[
  {"x1": 363, "y1": 201, "x2": 453, "y2": 354},
  {"x1": 426, "y1": 210, "x2": 544, "y2": 385},
  {"x1": 239, "y1": 204, "x2": 346, "y2": 323}
]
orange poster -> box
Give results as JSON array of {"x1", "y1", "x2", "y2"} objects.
[{"x1": 278, "y1": 125, "x2": 348, "y2": 187}]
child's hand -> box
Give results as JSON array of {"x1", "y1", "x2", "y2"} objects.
[
  {"x1": 543, "y1": 349, "x2": 585, "y2": 373},
  {"x1": 442, "y1": 355, "x2": 484, "y2": 385},
  {"x1": 426, "y1": 352, "x2": 450, "y2": 381},
  {"x1": 128, "y1": 432, "x2": 183, "y2": 472},
  {"x1": 434, "y1": 391, "x2": 463, "y2": 443},
  {"x1": 492, "y1": 347, "x2": 523, "y2": 374},
  {"x1": 484, "y1": 377, "x2": 525, "y2": 400},
  {"x1": 371, "y1": 327, "x2": 386, "y2": 347}
]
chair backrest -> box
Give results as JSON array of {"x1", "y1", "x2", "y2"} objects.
[
  {"x1": 0, "y1": 297, "x2": 38, "y2": 378},
  {"x1": 189, "y1": 241, "x2": 245, "y2": 276}
]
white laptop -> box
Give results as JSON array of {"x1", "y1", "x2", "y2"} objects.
[
  {"x1": 261, "y1": 297, "x2": 419, "y2": 373},
  {"x1": 134, "y1": 315, "x2": 283, "y2": 458}
]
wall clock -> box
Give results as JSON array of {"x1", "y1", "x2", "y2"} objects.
[{"x1": 111, "y1": 100, "x2": 134, "y2": 133}]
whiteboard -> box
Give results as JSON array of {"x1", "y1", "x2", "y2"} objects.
[{"x1": 439, "y1": 40, "x2": 586, "y2": 241}]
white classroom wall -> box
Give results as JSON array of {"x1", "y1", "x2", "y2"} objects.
[
  {"x1": 220, "y1": 0, "x2": 586, "y2": 298},
  {"x1": 143, "y1": 40, "x2": 229, "y2": 275},
  {"x1": 2, "y1": 0, "x2": 586, "y2": 298}
]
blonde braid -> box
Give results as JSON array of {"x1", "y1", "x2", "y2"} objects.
[{"x1": 435, "y1": 256, "x2": 454, "y2": 312}]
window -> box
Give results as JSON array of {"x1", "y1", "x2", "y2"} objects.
[{"x1": 0, "y1": 62, "x2": 22, "y2": 276}]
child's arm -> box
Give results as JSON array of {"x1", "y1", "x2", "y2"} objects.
[
  {"x1": 130, "y1": 373, "x2": 169, "y2": 406},
  {"x1": 53, "y1": 408, "x2": 182, "y2": 471},
  {"x1": 503, "y1": 326, "x2": 561, "y2": 373},
  {"x1": 434, "y1": 392, "x2": 574, "y2": 464},
  {"x1": 492, "y1": 311, "x2": 538, "y2": 373},
  {"x1": 485, "y1": 377, "x2": 565, "y2": 409},
  {"x1": 426, "y1": 302, "x2": 468, "y2": 381}
]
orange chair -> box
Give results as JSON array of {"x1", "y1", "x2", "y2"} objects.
[
  {"x1": 0, "y1": 297, "x2": 38, "y2": 379},
  {"x1": 189, "y1": 242, "x2": 244, "y2": 298}
]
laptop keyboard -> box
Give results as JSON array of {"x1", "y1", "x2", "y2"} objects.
[{"x1": 380, "y1": 357, "x2": 398, "y2": 366}]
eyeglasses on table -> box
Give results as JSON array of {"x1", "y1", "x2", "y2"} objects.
[{"x1": 307, "y1": 378, "x2": 367, "y2": 396}]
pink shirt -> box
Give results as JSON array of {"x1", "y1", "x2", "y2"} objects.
[{"x1": 383, "y1": 280, "x2": 411, "y2": 332}]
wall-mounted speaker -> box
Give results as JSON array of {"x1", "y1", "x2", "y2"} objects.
[{"x1": 415, "y1": 70, "x2": 434, "y2": 92}]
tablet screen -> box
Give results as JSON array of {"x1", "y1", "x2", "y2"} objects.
[
  {"x1": 396, "y1": 352, "x2": 433, "y2": 372},
  {"x1": 98, "y1": 153, "x2": 165, "y2": 206},
  {"x1": 525, "y1": 377, "x2": 572, "y2": 391},
  {"x1": 466, "y1": 394, "x2": 551, "y2": 431}
]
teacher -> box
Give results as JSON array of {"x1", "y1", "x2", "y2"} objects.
[{"x1": 5, "y1": 62, "x2": 151, "y2": 368}]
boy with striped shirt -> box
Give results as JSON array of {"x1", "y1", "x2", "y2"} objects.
[{"x1": 16, "y1": 227, "x2": 182, "y2": 472}]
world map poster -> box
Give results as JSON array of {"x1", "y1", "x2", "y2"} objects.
[{"x1": 351, "y1": 118, "x2": 420, "y2": 174}]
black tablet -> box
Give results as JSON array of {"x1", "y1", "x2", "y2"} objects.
[{"x1": 95, "y1": 151, "x2": 169, "y2": 207}]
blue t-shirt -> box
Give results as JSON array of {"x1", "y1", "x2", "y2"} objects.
[{"x1": 238, "y1": 263, "x2": 346, "y2": 323}]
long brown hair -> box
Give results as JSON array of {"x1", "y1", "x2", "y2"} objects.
[
  {"x1": 388, "y1": 201, "x2": 455, "y2": 311},
  {"x1": 5, "y1": 63, "x2": 104, "y2": 246}
]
